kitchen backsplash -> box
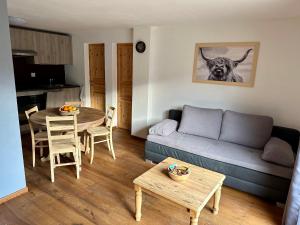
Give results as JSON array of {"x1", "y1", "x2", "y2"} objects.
[{"x1": 13, "y1": 57, "x2": 65, "y2": 91}]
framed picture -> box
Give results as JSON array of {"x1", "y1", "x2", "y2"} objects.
[{"x1": 192, "y1": 42, "x2": 260, "y2": 87}]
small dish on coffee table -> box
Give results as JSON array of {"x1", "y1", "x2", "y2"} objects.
[{"x1": 168, "y1": 163, "x2": 191, "y2": 182}]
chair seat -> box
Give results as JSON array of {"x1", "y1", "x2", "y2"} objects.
[
  {"x1": 34, "y1": 131, "x2": 48, "y2": 141},
  {"x1": 51, "y1": 140, "x2": 77, "y2": 153},
  {"x1": 87, "y1": 126, "x2": 109, "y2": 136}
]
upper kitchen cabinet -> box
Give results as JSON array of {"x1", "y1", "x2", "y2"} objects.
[
  {"x1": 53, "y1": 34, "x2": 73, "y2": 65},
  {"x1": 34, "y1": 32, "x2": 73, "y2": 65},
  {"x1": 10, "y1": 27, "x2": 73, "y2": 65},
  {"x1": 10, "y1": 27, "x2": 35, "y2": 50},
  {"x1": 33, "y1": 31, "x2": 53, "y2": 64}
]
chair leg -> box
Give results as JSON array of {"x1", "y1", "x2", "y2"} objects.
[
  {"x1": 76, "y1": 163, "x2": 80, "y2": 179},
  {"x1": 110, "y1": 132, "x2": 116, "y2": 160},
  {"x1": 74, "y1": 151, "x2": 80, "y2": 179},
  {"x1": 32, "y1": 141, "x2": 36, "y2": 167},
  {"x1": 78, "y1": 145, "x2": 82, "y2": 166},
  {"x1": 90, "y1": 135, "x2": 94, "y2": 164},
  {"x1": 83, "y1": 131, "x2": 87, "y2": 150},
  {"x1": 56, "y1": 154, "x2": 60, "y2": 164},
  {"x1": 50, "y1": 154, "x2": 55, "y2": 182},
  {"x1": 106, "y1": 135, "x2": 111, "y2": 152},
  {"x1": 39, "y1": 142, "x2": 44, "y2": 157},
  {"x1": 85, "y1": 134, "x2": 90, "y2": 155}
]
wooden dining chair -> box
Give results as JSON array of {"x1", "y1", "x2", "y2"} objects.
[
  {"x1": 25, "y1": 106, "x2": 48, "y2": 167},
  {"x1": 46, "y1": 115, "x2": 81, "y2": 182},
  {"x1": 64, "y1": 101, "x2": 83, "y2": 107},
  {"x1": 65, "y1": 100, "x2": 86, "y2": 148},
  {"x1": 86, "y1": 106, "x2": 116, "y2": 164}
]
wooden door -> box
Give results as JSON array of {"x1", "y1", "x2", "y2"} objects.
[
  {"x1": 89, "y1": 43, "x2": 105, "y2": 111},
  {"x1": 117, "y1": 43, "x2": 133, "y2": 130}
]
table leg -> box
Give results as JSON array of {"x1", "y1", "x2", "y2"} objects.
[
  {"x1": 213, "y1": 185, "x2": 222, "y2": 215},
  {"x1": 135, "y1": 185, "x2": 142, "y2": 221},
  {"x1": 80, "y1": 142, "x2": 86, "y2": 152},
  {"x1": 190, "y1": 210, "x2": 200, "y2": 225}
]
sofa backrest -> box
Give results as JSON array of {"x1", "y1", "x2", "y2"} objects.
[
  {"x1": 178, "y1": 105, "x2": 223, "y2": 140},
  {"x1": 169, "y1": 109, "x2": 300, "y2": 152},
  {"x1": 219, "y1": 110, "x2": 273, "y2": 149}
]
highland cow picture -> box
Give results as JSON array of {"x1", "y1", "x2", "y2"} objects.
[{"x1": 193, "y1": 42, "x2": 260, "y2": 87}]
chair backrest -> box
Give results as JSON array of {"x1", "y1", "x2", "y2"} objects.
[
  {"x1": 25, "y1": 106, "x2": 39, "y2": 136},
  {"x1": 46, "y1": 115, "x2": 78, "y2": 152},
  {"x1": 25, "y1": 106, "x2": 38, "y2": 119},
  {"x1": 64, "y1": 101, "x2": 83, "y2": 107},
  {"x1": 105, "y1": 107, "x2": 116, "y2": 131}
]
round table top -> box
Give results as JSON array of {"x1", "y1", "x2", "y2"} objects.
[{"x1": 30, "y1": 107, "x2": 106, "y2": 132}]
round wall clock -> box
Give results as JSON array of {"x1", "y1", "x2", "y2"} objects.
[{"x1": 135, "y1": 41, "x2": 146, "y2": 53}]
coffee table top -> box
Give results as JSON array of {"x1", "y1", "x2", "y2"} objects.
[{"x1": 133, "y1": 157, "x2": 225, "y2": 212}]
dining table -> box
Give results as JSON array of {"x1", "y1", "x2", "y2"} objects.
[
  {"x1": 30, "y1": 107, "x2": 106, "y2": 132},
  {"x1": 30, "y1": 107, "x2": 106, "y2": 161}
]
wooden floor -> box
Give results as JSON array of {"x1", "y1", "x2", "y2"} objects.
[{"x1": 0, "y1": 129, "x2": 283, "y2": 225}]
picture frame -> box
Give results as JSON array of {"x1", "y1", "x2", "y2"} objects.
[{"x1": 192, "y1": 42, "x2": 260, "y2": 87}]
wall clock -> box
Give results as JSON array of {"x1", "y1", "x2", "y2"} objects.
[{"x1": 135, "y1": 41, "x2": 146, "y2": 53}]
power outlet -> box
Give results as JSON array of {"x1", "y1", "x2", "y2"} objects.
[{"x1": 30, "y1": 72, "x2": 36, "y2": 78}]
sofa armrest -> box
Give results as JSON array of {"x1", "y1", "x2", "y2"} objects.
[{"x1": 149, "y1": 119, "x2": 178, "y2": 136}]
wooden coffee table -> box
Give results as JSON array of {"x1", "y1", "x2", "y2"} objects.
[{"x1": 133, "y1": 157, "x2": 226, "y2": 225}]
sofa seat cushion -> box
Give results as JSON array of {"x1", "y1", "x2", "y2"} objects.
[
  {"x1": 178, "y1": 105, "x2": 223, "y2": 140},
  {"x1": 147, "y1": 132, "x2": 293, "y2": 179},
  {"x1": 219, "y1": 110, "x2": 273, "y2": 149}
]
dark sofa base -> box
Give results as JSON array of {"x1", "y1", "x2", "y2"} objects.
[{"x1": 145, "y1": 140, "x2": 290, "y2": 203}]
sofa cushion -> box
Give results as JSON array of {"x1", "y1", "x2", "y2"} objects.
[
  {"x1": 149, "y1": 119, "x2": 178, "y2": 136},
  {"x1": 147, "y1": 132, "x2": 292, "y2": 179},
  {"x1": 178, "y1": 105, "x2": 223, "y2": 140},
  {"x1": 219, "y1": 110, "x2": 273, "y2": 149},
  {"x1": 262, "y1": 137, "x2": 295, "y2": 168}
]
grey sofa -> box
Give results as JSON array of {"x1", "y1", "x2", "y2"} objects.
[{"x1": 145, "y1": 106, "x2": 300, "y2": 202}]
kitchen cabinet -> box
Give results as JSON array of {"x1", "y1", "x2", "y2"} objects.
[
  {"x1": 34, "y1": 32, "x2": 73, "y2": 65},
  {"x1": 33, "y1": 31, "x2": 53, "y2": 64},
  {"x1": 53, "y1": 34, "x2": 73, "y2": 65},
  {"x1": 10, "y1": 27, "x2": 73, "y2": 65},
  {"x1": 10, "y1": 27, "x2": 35, "y2": 50}
]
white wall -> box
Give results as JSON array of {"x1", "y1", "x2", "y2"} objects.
[
  {"x1": 66, "y1": 28, "x2": 133, "y2": 117},
  {"x1": 146, "y1": 19, "x2": 300, "y2": 132},
  {"x1": 66, "y1": 18, "x2": 300, "y2": 138},
  {"x1": 132, "y1": 27, "x2": 152, "y2": 137}
]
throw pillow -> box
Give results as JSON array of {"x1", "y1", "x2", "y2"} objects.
[
  {"x1": 149, "y1": 119, "x2": 178, "y2": 136},
  {"x1": 262, "y1": 137, "x2": 295, "y2": 168}
]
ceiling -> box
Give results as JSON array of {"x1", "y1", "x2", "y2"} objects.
[{"x1": 7, "y1": 0, "x2": 300, "y2": 33}]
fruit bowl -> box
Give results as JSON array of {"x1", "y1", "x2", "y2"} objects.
[
  {"x1": 168, "y1": 163, "x2": 191, "y2": 182},
  {"x1": 59, "y1": 105, "x2": 80, "y2": 116}
]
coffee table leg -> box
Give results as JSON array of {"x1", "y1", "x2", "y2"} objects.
[
  {"x1": 190, "y1": 210, "x2": 200, "y2": 225},
  {"x1": 213, "y1": 186, "x2": 222, "y2": 215},
  {"x1": 135, "y1": 185, "x2": 142, "y2": 221}
]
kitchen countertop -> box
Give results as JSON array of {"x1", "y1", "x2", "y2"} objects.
[{"x1": 16, "y1": 84, "x2": 80, "y2": 97}]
